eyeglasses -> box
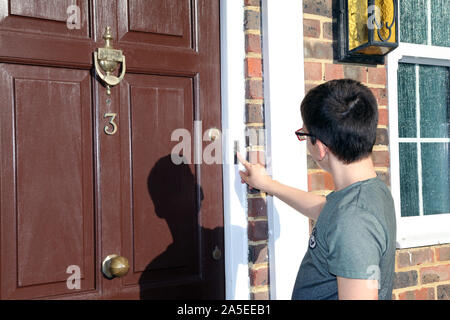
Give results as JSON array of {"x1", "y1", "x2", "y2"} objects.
[{"x1": 295, "y1": 127, "x2": 316, "y2": 142}]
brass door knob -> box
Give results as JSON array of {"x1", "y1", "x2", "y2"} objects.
[
  {"x1": 102, "y1": 254, "x2": 130, "y2": 279},
  {"x1": 208, "y1": 128, "x2": 221, "y2": 141},
  {"x1": 212, "y1": 245, "x2": 222, "y2": 260}
]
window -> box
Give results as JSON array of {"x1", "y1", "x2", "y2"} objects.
[{"x1": 388, "y1": 0, "x2": 450, "y2": 248}]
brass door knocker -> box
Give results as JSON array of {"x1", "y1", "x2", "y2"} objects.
[{"x1": 94, "y1": 26, "x2": 126, "y2": 95}]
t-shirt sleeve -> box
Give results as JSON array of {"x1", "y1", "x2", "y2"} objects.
[{"x1": 326, "y1": 205, "x2": 386, "y2": 279}]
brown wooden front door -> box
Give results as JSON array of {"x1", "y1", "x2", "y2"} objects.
[{"x1": 0, "y1": 0, "x2": 224, "y2": 299}]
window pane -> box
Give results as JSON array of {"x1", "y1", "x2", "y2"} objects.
[
  {"x1": 419, "y1": 65, "x2": 450, "y2": 138},
  {"x1": 399, "y1": 143, "x2": 420, "y2": 217},
  {"x1": 431, "y1": 0, "x2": 450, "y2": 47},
  {"x1": 421, "y1": 143, "x2": 450, "y2": 215},
  {"x1": 398, "y1": 63, "x2": 417, "y2": 138},
  {"x1": 400, "y1": 0, "x2": 428, "y2": 45}
]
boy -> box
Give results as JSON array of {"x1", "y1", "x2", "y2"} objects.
[{"x1": 237, "y1": 79, "x2": 396, "y2": 300}]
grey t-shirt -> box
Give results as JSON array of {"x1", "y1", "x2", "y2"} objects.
[{"x1": 291, "y1": 177, "x2": 396, "y2": 300}]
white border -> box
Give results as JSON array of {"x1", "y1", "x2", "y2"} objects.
[
  {"x1": 387, "y1": 43, "x2": 450, "y2": 249},
  {"x1": 262, "y1": 0, "x2": 309, "y2": 299},
  {"x1": 220, "y1": 0, "x2": 250, "y2": 300}
]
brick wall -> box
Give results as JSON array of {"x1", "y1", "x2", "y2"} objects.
[
  {"x1": 302, "y1": 0, "x2": 449, "y2": 300},
  {"x1": 244, "y1": 0, "x2": 270, "y2": 300},
  {"x1": 303, "y1": 1, "x2": 390, "y2": 214},
  {"x1": 393, "y1": 245, "x2": 450, "y2": 300}
]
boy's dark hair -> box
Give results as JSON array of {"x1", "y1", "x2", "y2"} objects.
[{"x1": 301, "y1": 79, "x2": 378, "y2": 164}]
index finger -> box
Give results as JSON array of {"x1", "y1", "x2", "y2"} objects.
[{"x1": 236, "y1": 152, "x2": 251, "y2": 170}]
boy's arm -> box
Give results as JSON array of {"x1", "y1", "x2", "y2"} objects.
[
  {"x1": 337, "y1": 277, "x2": 379, "y2": 300},
  {"x1": 237, "y1": 152, "x2": 326, "y2": 221},
  {"x1": 265, "y1": 180, "x2": 325, "y2": 221}
]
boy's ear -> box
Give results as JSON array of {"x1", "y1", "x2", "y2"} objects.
[{"x1": 316, "y1": 140, "x2": 328, "y2": 161}]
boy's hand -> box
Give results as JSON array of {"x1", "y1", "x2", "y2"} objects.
[{"x1": 236, "y1": 152, "x2": 273, "y2": 193}]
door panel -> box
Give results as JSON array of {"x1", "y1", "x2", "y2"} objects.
[
  {"x1": 119, "y1": 74, "x2": 202, "y2": 292},
  {"x1": 0, "y1": 64, "x2": 95, "y2": 299},
  {"x1": 0, "y1": 0, "x2": 93, "y2": 68},
  {"x1": 0, "y1": 0, "x2": 91, "y2": 39},
  {"x1": 10, "y1": 0, "x2": 73, "y2": 21},
  {"x1": 118, "y1": 0, "x2": 193, "y2": 48}
]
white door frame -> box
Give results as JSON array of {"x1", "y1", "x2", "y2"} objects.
[
  {"x1": 220, "y1": 0, "x2": 250, "y2": 300},
  {"x1": 220, "y1": 0, "x2": 309, "y2": 300},
  {"x1": 262, "y1": 0, "x2": 309, "y2": 300}
]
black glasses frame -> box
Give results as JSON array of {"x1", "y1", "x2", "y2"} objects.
[{"x1": 295, "y1": 127, "x2": 316, "y2": 143}]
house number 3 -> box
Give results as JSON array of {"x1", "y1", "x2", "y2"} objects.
[{"x1": 104, "y1": 113, "x2": 118, "y2": 135}]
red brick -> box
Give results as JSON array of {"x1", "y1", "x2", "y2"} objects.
[
  {"x1": 396, "y1": 248, "x2": 434, "y2": 269},
  {"x1": 421, "y1": 264, "x2": 450, "y2": 284},
  {"x1": 248, "y1": 198, "x2": 267, "y2": 218},
  {"x1": 246, "y1": 34, "x2": 261, "y2": 53},
  {"x1": 244, "y1": 10, "x2": 261, "y2": 30},
  {"x1": 398, "y1": 287, "x2": 435, "y2": 300},
  {"x1": 303, "y1": 40, "x2": 333, "y2": 60},
  {"x1": 343, "y1": 65, "x2": 368, "y2": 83},
  {"x1": 368, "y1": 67, "x2": 387, "y2": 85},
  {"x1": 304, "y1": 62, "x2": 322, "y2": 81},
  {"x1": 250, "y1": 267, "x2": 269, "y2": 286},
  {"x1": 303, "y1": 19, "x2": 321, "y2": 38},
  {"x1": 324, "y1": 63, "x2": 344, "y2": 81},
  {"x1": 371, "y1": 150, "x2": 390, "y2": 167},
  {"x1": 323, "y1": 22, "x2": 333, "y2": 40},
  {"x1": 371, "y1": 88, "x2": 388, "y2": 106},
  {"x1": 248, "y1": 220, "x2": 268, "y2": 242},
  {"x1": 250, "y1": 290, "x2": 269, "y2": 300},
  {"x1": 436, "y1": 246, "x2": 450, "y2": 262},
  {"x1": 303, "y1": 0, "x2": 332, "y2": 17},
  {"x1": 438, "y1": 284, "x2": 450, "y2": 300},
  {"x1": 394, "y1": 270, "x2": 418, "y2": 289},
  {"x1": 375, "y1": 127, "x2": 389, "y2": 145},
  {"x1": 308, "y1": 171, "x2": 335, "y2": 191},
  {"x1": 378, "y1": 108, "x2": 389, "y2": 126},
  {"x1": 245, "y1": 127, "x2": 265, "y2": 147},
  {"x1": 246, "y1": 104, "x2": 264, "y2": 123},
  {"x1": 245, "y1": 0, "x2": 260, "y2": 6},
  {"x1": 246, "y1": 79, "x2": 263, "y2": 99},
  {"x1": 305, "y1": 83, "x2": 318, "y2": 94},
  {"x1": 245, "y1": 58, "x2": 262, "y2": 78},
  {"x1": 249, "y1": 243, "x2": 268, "y2": 264}
]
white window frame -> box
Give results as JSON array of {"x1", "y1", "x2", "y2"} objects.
[{"x1": 388, "y1": 42, "x2": 450, "y2": 249}]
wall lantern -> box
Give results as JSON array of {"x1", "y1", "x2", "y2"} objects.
[{"x1": 337, "y1": 0, "x2": 399, "y2": 65}]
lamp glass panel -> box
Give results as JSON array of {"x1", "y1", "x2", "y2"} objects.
[
  {"x1": 373, "y1": 0, "x2": 397, "y2": 44},
  {"x1": 355, "y1": 45, "x2": 391, "y2": 55},
  {"x1": 348, "y1": 0, "x2": 369, "y2": 50}
]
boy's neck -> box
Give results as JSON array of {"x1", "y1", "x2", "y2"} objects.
[{"x1": 329, "y1": 155, "x2": 377, "y2": 191}]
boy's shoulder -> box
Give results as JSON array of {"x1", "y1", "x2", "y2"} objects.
[{"x1": 324, "y1": 177, "x2": 394, "y2": 225}]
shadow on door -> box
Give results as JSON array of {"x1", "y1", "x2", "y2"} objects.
[{"x1": 138, "y1": 154, "x2": 224, "y2": 299}]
